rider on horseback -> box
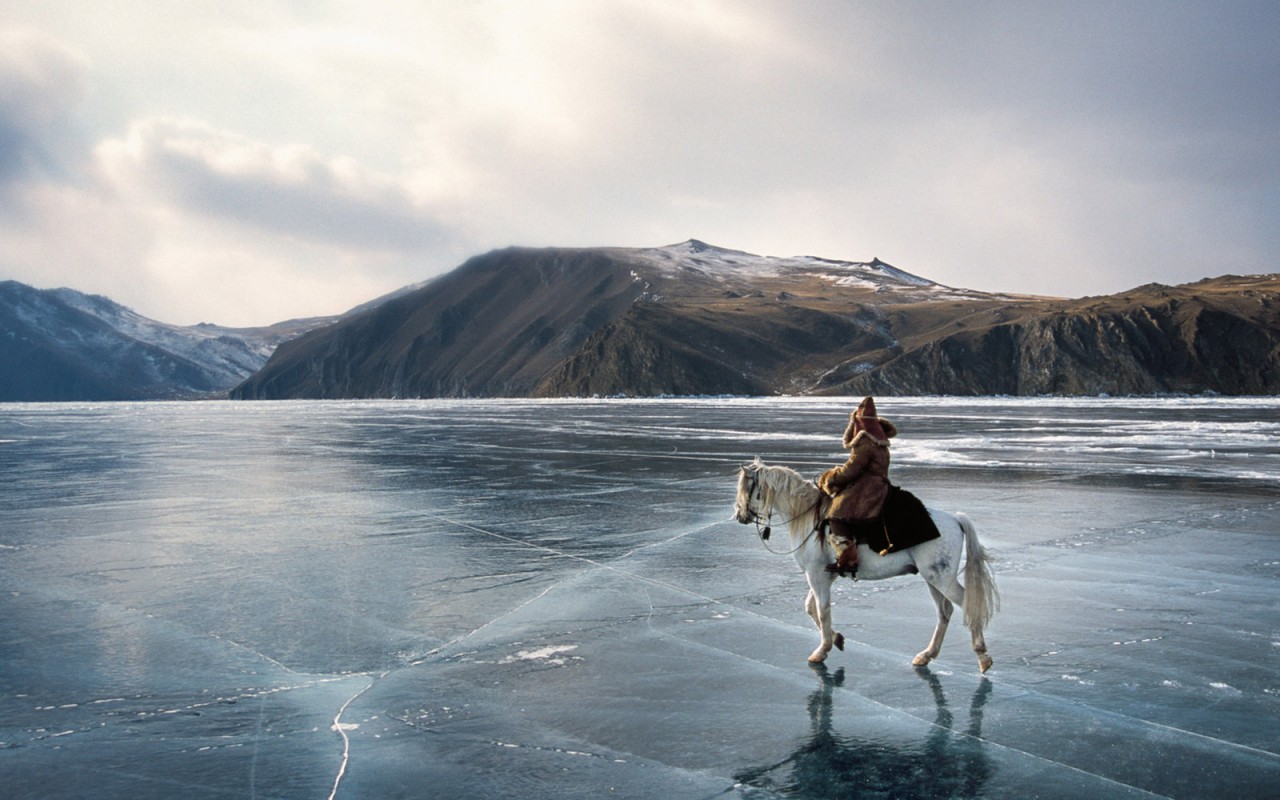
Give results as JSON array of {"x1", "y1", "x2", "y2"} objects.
[{"x1": 818, "y1": 396, "x2": 897, "y2": 577}]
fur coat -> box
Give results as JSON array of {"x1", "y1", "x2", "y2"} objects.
[{"x1": 818, "y1": 419, "x2": 898, "y2": 521}]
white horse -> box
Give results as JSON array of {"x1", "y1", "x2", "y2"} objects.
[{"x1": 734, "y1": 458, "x2": 999, "y2": 673}]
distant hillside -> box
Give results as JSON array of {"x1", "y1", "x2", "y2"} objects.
[
  {"x1": 229, "y1": 241, "x2": 1280, "y2": 399},
  {"x1": 837, "y1": 277, "x2": 1280, "y2": 396},
  {"x1": 0, "y1": 281, "x2": 333, "y2": 401}
]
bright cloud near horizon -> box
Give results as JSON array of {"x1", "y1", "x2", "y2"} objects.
[{"x1": 1, "y1": 2, "x2": 1277, "y2": 326}]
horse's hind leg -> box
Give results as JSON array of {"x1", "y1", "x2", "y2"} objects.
[
  {"x1": 972, "y1": 629, "x2": 993, "y2": 673},
  {"x1": 913, "y1": 583, "x2": 953, "y2": 667},
  {"x1": 967, "y1": 606, "x2": 993, "y2": 674},
  {"x1": 926, "y1": 577, "x2": 993, "y2": 673}
]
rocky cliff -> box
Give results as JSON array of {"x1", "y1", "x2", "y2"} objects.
[
  {"x1": 836, "y1": 279, "x2": 1280, "y2": 396},
  {"x1": 231, "y1": 241, "x2": 1280, "y2": 399}
]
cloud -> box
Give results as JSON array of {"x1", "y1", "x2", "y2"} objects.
[
  {"x1": 96, "y1": 116, "x2": 454, "y2": 253},
  {"x1": 0, "y1": 27, "x2": 87, "y2": 183},
  {"x1": 0, "y1": 27, "x2": 158, "y2": 313},
  {"x1": 2, "y1": 3, "x2": 1278, "y2": 325},
  {"x1": 497, "y1": 0, "x2": 1280, "y2": 296}
]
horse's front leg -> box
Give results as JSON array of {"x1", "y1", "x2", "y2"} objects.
[
  {"x1": 804, "y1": 587, "x2": 820, "y2": 630},
  {"x1": 804, "y1": 571, "x2": 842, "y2": 663}
]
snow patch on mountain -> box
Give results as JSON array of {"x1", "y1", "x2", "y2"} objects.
[
  {"x1": 50, "y1": 288, "x2": 272, "y2": 374},
  {"x1": 625, "y1": 239, "x2": 942, "y2": 292},
  {"x1": 626, "y1": 239, "x2": 788, "y2": 277}
]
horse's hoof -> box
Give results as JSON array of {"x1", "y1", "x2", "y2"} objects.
[
  {"x1": 912, "y1": 653, "x2": 931, "y2": 667},
  {"x1": 834, "y1": 633, "x2": 845, "y2": 651},
  {"x1": 978, "y1": 654, "x2": 994, "y2": 673},
  {"x1": 808, "y1": 651, "x2": 828, "y2": 664}
]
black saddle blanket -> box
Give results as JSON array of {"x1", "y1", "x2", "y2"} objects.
[{"x1": 828, "y1": 485, "x2": 941, "y2": 556}]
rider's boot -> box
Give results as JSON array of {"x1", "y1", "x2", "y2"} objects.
[
  {"x1": 837, "y1": 545, "x2": 859, "y2": 578},
  {"x1": 824, "y1": 537, "x2": 858, "y2": 578}
]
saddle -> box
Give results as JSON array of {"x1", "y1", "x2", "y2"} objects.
[{"x1": 826, "y1": 484, "x2": 941, "y2": 556}]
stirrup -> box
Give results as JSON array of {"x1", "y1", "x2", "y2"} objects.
[{"x1": 825, "y1": 563, "x2": 858, "y2": 579}]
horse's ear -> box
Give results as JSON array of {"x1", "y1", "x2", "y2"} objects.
[{"x1": 752, "y1": 455, "x2": 763, "y2": 468}]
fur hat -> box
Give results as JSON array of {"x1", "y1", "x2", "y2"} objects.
[{"x1": 842, "y1": 396, "x2": 897, "y2": 448}]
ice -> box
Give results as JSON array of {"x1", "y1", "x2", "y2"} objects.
[{"x1": 1, "y1": 397, "x2": 1278, "y2": 798}]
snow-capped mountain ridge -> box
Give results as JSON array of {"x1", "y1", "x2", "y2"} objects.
[
  {"x1": 49, "y1": 287, "x2": 274, "y2": 366},
  {"x1": 10, "y1": 241, "x2": 1279, "y2": 402},
  {"x1": 1, "y1": 281, "x2": 334, "y2": 401}
]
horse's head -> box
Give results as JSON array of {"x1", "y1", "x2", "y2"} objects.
[{"x1": 734, "y1": 457, "x2": 766, "y2": 525}]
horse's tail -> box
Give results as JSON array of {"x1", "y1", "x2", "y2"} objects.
[{"x1": 958, "y1": 512, "x2": 1000, "y2": 631}]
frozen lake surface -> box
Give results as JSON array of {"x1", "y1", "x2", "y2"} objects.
[{"x1": 1, "y1": 397, "x2": 1277, "y2": 798}]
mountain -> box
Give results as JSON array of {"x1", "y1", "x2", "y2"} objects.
[
  {"x1": 232, "y1": 245, "x2": 652, "y2": 399},
  {"x1": 229, "y1": 240, "x2": 1280, "y2": 399},
  {"x1": 0, "y1": 281, "x2": 333, "y2": 401}
]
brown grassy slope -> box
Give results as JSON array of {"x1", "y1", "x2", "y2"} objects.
[{"x1": 835, "y1": 275, "x2": 1280, "y2": 395}]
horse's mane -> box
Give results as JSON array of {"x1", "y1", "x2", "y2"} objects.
[
  {"x1": 757, "y1": 463, "x2": 810, "y2": 495},
  {"x1": 755, "y1": 463, "x2": 823, "y2": 537}
]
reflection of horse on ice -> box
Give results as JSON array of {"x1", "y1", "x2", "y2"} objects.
[
  {"x1": 734, "y1": 664, "x2": 995, "y2": 798},
  {"x1": 734, "y1": 458, "x2": 999, "y2": 673}
]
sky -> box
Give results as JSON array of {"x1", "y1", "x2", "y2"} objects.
[{"x1": 1, "y1": 1, "x2": 1277, "y2": 327}]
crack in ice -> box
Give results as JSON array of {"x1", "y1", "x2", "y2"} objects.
[{"x1": 326, "y1": 677, "x2": 374, "y2": 800}]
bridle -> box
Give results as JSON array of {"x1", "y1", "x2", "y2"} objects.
[{"x1": 739, "y1": 466, "x2": 770, "y2": 536}]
